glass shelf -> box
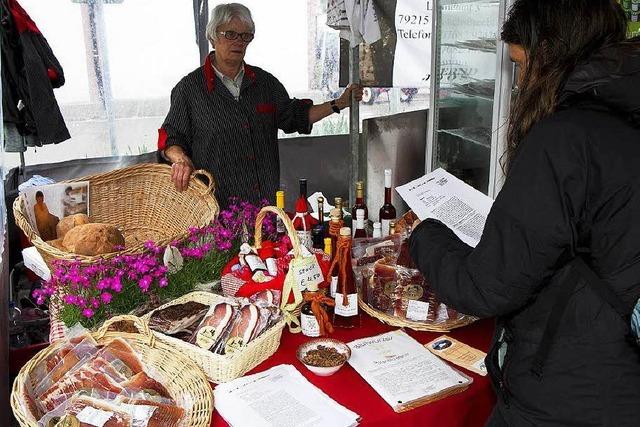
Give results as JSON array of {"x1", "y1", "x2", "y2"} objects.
[{"x1": 438, "y1": 128, "x2": 492, "y2": 149}]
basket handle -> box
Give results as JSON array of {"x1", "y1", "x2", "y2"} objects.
[
  {"x1": 254, "y1": 206, "x2": 301, "y2": 258},
  {"x1": 192, "y1": 169, "x2": 215, "y2": 197},
  {"x1": 96, "y1": 315, "x2": 156, "y2": 347}
]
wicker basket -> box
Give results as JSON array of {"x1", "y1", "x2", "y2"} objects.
[
  {"x1": 11, "y1": 315, "x2": 213, "y2": 427},
  {"x1": 142, "y1": 291, "x2": 286, "y2": 384},
  {"x1": 359, "y1": 296, "x2": 478, "y2": 333},
  {"x1": 13, "y1": 163, "x2": 219, "y2": 267},
  {"x1": 221, "y1": 206, "x2": 305, "y2": 323}
]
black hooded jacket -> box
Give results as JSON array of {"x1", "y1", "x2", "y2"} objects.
[{"x1": 410, "y1": 42, "x2": 640, "y2": 426}]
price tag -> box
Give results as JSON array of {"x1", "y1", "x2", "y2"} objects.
[
  {"x1": 163, "y1": 245, "x2": 184, "y2": 274},
  {"x1": 76, "y1": 407, "x2": 113, "y2": 427},
  {"x1": 291, "y1": 256, "x2": 323, "y2": 291},
  {"x1": 406, "y1": 300, "x2": 429, "y2": 321}
]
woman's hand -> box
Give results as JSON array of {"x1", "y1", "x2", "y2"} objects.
[
  {"x1": 336, "y1": 84, "x2": 364, "y2": 109},
  {"x1": 171, "y1": 158, "x2": 194, "y2": 192}
]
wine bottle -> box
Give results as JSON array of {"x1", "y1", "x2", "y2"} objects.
[
  {"x1": 312, "y1": 225, "x2": 324, "y2": 250},
  {"x1": 354, "y1": 209, "x2": 368, "y2": 238},
  {"x1": 379, "y1": 169, "x2": 397, "y2": 237},
  {"x1": 275, "y1": 190, "x2": 286, "y2": 240},
  {"x1": 301, "y1": 281, "x2": 322, "y2": 337},
  {"x1": 317, "y1": 196, "x2": 325, "y2": 235},
  {"x1": 330, "y1": 227, "x2": 361, "y2": 328},
  {"x1": 290, "y1": 179, "x2": 318, "y2": 251},
  {"x1": 351, "y1": 181, "x2": 368, "y2": 224}
]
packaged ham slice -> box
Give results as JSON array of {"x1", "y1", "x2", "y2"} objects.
[
  {"x1": 191, "y1": 300, "x2": 238, "y2": 351},
  {"x1": 121, "y1": 371, "x2": 172, "y2": 400},
  {"x1": 38, "y1": 394, "x2": 133, "y2": 427},
  {"x1": 32, "y1": 326, "x2": 99, "y2": 398}
]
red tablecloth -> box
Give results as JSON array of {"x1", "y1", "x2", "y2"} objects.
[{"x1": 211, "y1": 314, "x2": 496, "y2": 427}]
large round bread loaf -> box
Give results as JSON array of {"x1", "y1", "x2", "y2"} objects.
[
  {"x1": 62, "y1": 223, "x2": 125, "y2": 256},
  {"x1": 56, "y1": 213, "x2": 90, "y2": 239}
]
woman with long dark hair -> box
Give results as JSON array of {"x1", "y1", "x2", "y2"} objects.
[{"x1": 409, "y1": 1, "x2": 640, "y2": 425}]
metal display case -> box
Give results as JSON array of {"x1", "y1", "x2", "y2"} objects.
[{"x1": 427, "y1": 0, "x2": 515, "y2": 197}]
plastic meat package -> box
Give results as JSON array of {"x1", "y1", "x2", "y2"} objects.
[
  {"x1": 24, "y1": 324, "x2": 187, "y2": 427},
  {"x1": 354, "y1": 234, "x2": 469, "y2": 326},
  {"x1": 189, "y1": 290, "x2": 284, "y2": 355}
]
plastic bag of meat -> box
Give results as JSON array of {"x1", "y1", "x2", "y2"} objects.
[
  {"x1": 31, "y1": 325, "x2": 99, "y2": 398},
  {"x1": 116, "y1": 389, "x2": 185, "y2": 427},
  {"x1": 217, "y1": 302, "x2": 267, "y2": 354},
  {"x1": 37, "y1": 392, "x2": 161, "y2": 427},
  {"x1": 249, "y1": 289, "x2": 281, "y2": 307},
  {"x1": 190, "y1": 299, "x2": 239, "y2": 351},
  {"x1": 148, "y1": 301, "x2": 209, "y2": 336}
]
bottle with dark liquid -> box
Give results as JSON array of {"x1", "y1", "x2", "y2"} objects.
[
  {"x1": 353, "y1": 209, "x2": 368, "y2": 238},
  {"x1": 379, "y1": 169, "x2": 397, "y2": 237},
  {"x1": 351, "y1": 181, "x2": 368, "y2": 225},
  {"x1": 317, "y1": 196, "x2": 325, "y2": 235},
  {"x1": 328, "y1": 208, "x2": 343, "y2": 262},
  {"x1": 275, "y1": 190, "x2": 286, "y2": 240},
  {"x1": 330, "y1": 227, "x2": 361, "y2": 328},
  {"x1": 312, "y1": 225, "x2": 324, "y2": 250},
  {"x1": 301, "y1": 281, "x2": 322, "y2": 337}
]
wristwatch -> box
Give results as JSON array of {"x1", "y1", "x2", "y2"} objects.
[{"x1": 330, "y1": 99, "x2": 341, "y2": 114}]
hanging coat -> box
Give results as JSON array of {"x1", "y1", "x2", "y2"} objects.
[{"x1": 1, "y1": 0, "x2": 70, "y2": 151}]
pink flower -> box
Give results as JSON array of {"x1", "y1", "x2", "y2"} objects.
[
  {"x1": 63, "y1": 295, "x2": 78, "y2": 305},
  {"x1": 100, "y1": 292, "x2": 113, "y2": 304},
  {"x1": 111, "y1": 277, "x2": 123, "y2": 293},
  {"x1": 158, "y1": 278, "x2": 169, "y2": 288},
  {"x1": 81, "y1": 308, "x2": 94, "y2": 318}
]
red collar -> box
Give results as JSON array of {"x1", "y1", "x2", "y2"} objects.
[
  {"x1": 203, "y1": 52, "x2": 256, "y2": 93},
  {"x1": 8, "y1": 0, "x2": 41, "y2": 34}
]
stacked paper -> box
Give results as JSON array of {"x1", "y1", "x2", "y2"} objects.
[{"x1": 214, "y1": 364, "x2": 359, "y2": 427}]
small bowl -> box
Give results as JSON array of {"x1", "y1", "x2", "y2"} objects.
[{"x1": 296, "y1": 338, "x2": 351, "y2": 376}]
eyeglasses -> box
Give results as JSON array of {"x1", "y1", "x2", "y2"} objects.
[{"x1": 217, "y1": 31, "x2": 254, "y2": 43}]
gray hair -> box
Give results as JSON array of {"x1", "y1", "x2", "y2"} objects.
[{"x1": 206, "y1": 3, "x2": 255, "y2": 45}]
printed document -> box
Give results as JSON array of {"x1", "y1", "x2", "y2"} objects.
[
  {"x1": 396, "y1": 168, "x2": 494, "y2": 247},
  {"x1": 214, "y1": 364, "x2": 359, "y2": 427},
  {"x1": 347, "y1": 330, "x2": 472, "y2": 412}
]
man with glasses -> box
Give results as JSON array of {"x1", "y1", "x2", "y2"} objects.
[{"x1": 159, "y1": 3, "x2": 362, "y2": 208}]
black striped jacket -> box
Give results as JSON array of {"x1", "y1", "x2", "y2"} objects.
[{"x1": 159, "y1": 52, "x2": 312, "y2": 208}]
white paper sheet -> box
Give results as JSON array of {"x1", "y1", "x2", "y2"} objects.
[
  {"x1": 214, "y1": 364, "x2": 359, "y2": 427},
  {"x1": 395, "y1": 168, "x2": 494, "y2": 247},
  {"x1": 347, "y1": 330, "x2": 472, "y2": 412}
]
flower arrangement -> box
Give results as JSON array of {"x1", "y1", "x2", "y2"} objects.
[{"x1": 33, "y1": 197, "x2": 276, "y2": 329}]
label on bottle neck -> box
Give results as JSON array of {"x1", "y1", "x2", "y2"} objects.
[
  {"x1": 297, "y1": 230, "x2": 313, "y2": 251},
  {"x1": 301, "y1": 312, "x2": 321, "y2": 337},
  {"x1": 330, "y1": 276, "x2": 338, "y2": 298},
  {"x1": 334, "y1": 294, "x2": 358, "y2": 317}
]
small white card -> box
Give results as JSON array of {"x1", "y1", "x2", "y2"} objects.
[{"x1": 406, "y1": 300, "x2": 430, "y2": 321}]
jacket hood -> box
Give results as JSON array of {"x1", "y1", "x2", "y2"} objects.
[{"x1": 559, "y1": 42, "x2": 640, "y2": 126}]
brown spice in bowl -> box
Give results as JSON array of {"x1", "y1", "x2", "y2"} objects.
[{"x1": 302, "y1": 345, "x2": 347, "y2": 367}]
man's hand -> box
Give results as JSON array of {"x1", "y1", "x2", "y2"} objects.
[
  {"x1": 336, "y1": 83, "x2": 364, "y2": 110},
  {"x1": 171, "y1": 158, "x2": 194, "y2": 192}
]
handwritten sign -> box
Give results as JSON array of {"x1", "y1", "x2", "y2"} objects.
[{"x1": 291, "y1": 256, "x2": 323, "y2": 292}]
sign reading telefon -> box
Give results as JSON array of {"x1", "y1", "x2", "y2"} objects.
[{"x1": 392, "y1": 0, "x2": 432, "y2": 87}]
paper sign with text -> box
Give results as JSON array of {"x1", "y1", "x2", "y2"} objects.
[{"x1": 425, "y1": 335, "x2": 487, "y2": 376}]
